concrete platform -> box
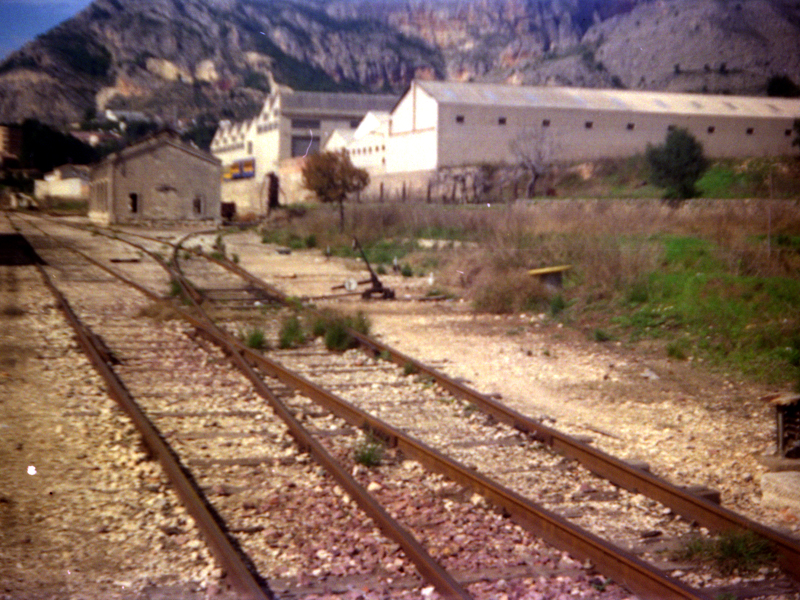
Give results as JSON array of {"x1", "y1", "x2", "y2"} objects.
[
  {"x1": 756, "y1": 454, "x2": 800, "y2": 472},
  {"x1": 761, "y1": 471, "x2": 800, "y2": 516}
]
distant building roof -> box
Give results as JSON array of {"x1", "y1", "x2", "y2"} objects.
[
  {"x1": 415, "y1": 80, "x2": 800, "y2": 119},
  {"x1": 45, "y1": 164, "x2": 91, "y2": 181},
  {"x1": 97, "y1": 129, "x2": 219, "y2": 169},
  {"x1": 279, "y1": 89, "x2": 398, "y2": 115}
]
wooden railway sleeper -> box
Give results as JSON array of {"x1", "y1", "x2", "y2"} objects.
[
  {"x1": 30, "y1": 260, "x2": 275, "y2": 600},
  {"x1": 21, "y1": 221, "x2": 473, "y2": 600},
  {"x1": 170, "y1": 274, "x2": 474, "y2": 600}
]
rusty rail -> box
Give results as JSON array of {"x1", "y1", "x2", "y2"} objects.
[
  {"x1": 168, "y1": 278, "x2": 473, "y2": 600},
  {"x1": 29, "y1": 257, "x2": 274, "y2": 600},
  {"x1": 18, "y1": 219, "x2": 473, "y2": 600},
  {"x1": 25, "y1": 219, "x2": 799, "y2": 597},
  {"x1": 198, "y1": 251, "x2": 800, "y2": 583},
  {"x1": 223, "y1": 335, "x2": 711, "y2": 600}
]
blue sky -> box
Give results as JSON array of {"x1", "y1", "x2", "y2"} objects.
[{"x1": 0, "y1": 0, "x2": 93, "y2": 58}]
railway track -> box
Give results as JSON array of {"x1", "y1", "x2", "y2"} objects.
[{"x1": 8, "y1": 213, "x2": 800, "y2": 600}]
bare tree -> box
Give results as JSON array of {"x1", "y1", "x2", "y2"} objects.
[{"x1": 509, "y1": 126, "x2": 559, "y2": 199}]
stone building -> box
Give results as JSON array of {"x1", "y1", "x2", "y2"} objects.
[
  {"x1": 0, "y1": 124, "x2": 22, "y2": 165},
  {"x1": 89, "y1": 130, "x2": 221, "y2": 225},
  {"x1": 326, "y1": 80, "x2": 800, "y2": 200},
  {"x1": 210, "y1": 86, "x2": 397, "y2": 215}
]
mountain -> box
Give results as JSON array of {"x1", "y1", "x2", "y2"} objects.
[{"x1": 0, "y1": 0, "x2": 798, "y2": 127}]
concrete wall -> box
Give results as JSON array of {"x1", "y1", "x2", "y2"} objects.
[
  {"x1": 278, "y1": 157, "x2": 317, "y2": 205},
  {"x1": 34, "y1": 178, "x2": 88, "y2": 201},
  {"x1": 432, "y1": 103, "x2": 797, "y2": 167},
  {"x1": 365, "y1": 170, "x2": 437, "y2": 202}
]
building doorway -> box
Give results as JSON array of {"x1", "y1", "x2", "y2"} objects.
[{"x1": 267, "y1": 172, "x2": 280, "y2": 212}]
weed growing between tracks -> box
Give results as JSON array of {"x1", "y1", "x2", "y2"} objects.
[
  {"x1": 311, "y1": 310, "x2": 370, "y2": 352},
  {"x1": 675, "y1": 530, "x2": 776, "y2": 575},
  {"x1": 353, "y1": 433, "x2": 384, "y2": 467},
  {"x1": 278, "y1": 314, "x2": 306, "y2": 349},
  {"x1": 241, "y1": 326, "x2": 268, "y2": 350}
]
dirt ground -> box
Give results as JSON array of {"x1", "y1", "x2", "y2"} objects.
[{"x1": 219, "y1": 228, "x2": 800, "y2": 536}]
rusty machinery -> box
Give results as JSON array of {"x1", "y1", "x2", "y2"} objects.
[{"x1": 331, "y1": 238, "x2": 395, "y2": 300}]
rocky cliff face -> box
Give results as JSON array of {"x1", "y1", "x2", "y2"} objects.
[
  {"x1": 0, "y1": 0, "x2": 798, "y2": 126},
  {"x1": 0, "y1": 0, "x2": 445, "y2": 125}
]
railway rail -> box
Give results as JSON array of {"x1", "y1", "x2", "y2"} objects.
[
  {"x1": 169, "y1": 224, "x2": 800, "y2": 581},
  {"x1": 7, "y1": 213, "x2": 800, "y2": 600}
]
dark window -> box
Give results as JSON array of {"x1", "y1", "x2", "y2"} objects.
[
  {"x1": 542, "y1": 119, "x2": 551, "y2": 127},
  {"x1": 291, "y1": 118, "x2": 321, "y2": 129},
  {"x1": 350, "y1": 120, "x2": 360, "y2": 128},
  {"x1": 787, "y1": 129, "x2": 793, "y2": 137},
  {"x1": 585, "y1": 121, "x2": 593, "y2": 129},
  {"x1": 667, "y1": 124, "x2": 677, "y2": 131},
  {"x1": 456, "y1": 115, "x2": 465, "y2": 124},
  {"x1": 626, "y1": 123, "x2": 635, "y2": 130},
  {"x1": 247, "y1": 141, "x2": 253, "y2": 154},
  {"x1": 291, "y1": 136, "x2": 319, "y2": 157},
  {"x1": 193, "y1": 195, "x2": 202, "y2": 215},
  {"x1": 707, "y1": 126, "x2": 715, "y2": 134},
  {"x1": 129, "y1": 193, "x2": 138, "y2": 213},
  {"x1": 498, "y1": 117, "x2": 507, "y2": 125},
  {"x1": 746, "y1": 127, "x2": 754, "y2": 135}
]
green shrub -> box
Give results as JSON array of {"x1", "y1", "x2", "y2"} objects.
[
  {"x1": 403, "y1": 362, "x2": 418, "y2": 376},
  {"x1": 594, "y1": 329, "x2": 613, "y2": 342},
  {"x1": 401, "y1": 264, "x2": 413, "y2": 277},
  {"x1": 311, "y1": 315, "x2": 328, "y2": 338},
  {"x1": 287, "y1": 234, "x2": 306, "y2": 250},
  {"x1": 354, "y1": 434, "x2": 384, "y2": 467},
  {"x1": 278, "y1": 315, "x2": 306, "y2": 349},
  {"x1": 168, "y1": 279, "x2": 182, "y2": 297},
  {"x1": 646, "y1": 128, "x2": 709, "y2": 200},
  {"x1": 313, "y1": 311, "x2": 370, "y2": 351},
  {"x1": 243, "y1": 327, "x2": 267, "y2": 350},
  {"x1": 666, "y1": 339, "x2": 690, "y2": 360},
  {"x1": 549, "y1": 294, "x2": 567, "y2": 316},
  {"x1": 323, "y1": 321, "x2": 351, "y2": 351}
]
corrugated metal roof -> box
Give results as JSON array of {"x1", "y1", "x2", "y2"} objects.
[
  {"x1": 280, "y1": 90, "x2": 399, "y2": 114},
  {"x1": 416, "y1": 80, "x2": 800, "y2": 118}
]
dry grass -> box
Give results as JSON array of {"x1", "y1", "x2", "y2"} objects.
[
  {"x1": 136, "y1": 302, "x2": 182, "y2": 322},
  {"x1": 285, "y1": 199, "x2": 799, "y2": 301}
]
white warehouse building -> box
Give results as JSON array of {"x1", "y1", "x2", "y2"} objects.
[
  {"x1": 210, "y1": 86, "x2": 397, "y2": 216},
  {"x1": 326, "y1": 80, "x2": 800, "y2": 201}
]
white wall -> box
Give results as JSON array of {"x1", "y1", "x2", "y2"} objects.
[{"x1": 34, "y1": 178, "x2": 87, "y2": 201}]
